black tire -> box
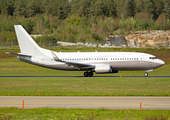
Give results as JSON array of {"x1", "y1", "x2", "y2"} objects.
[
  {"x1": 88, "y1": 72, "x2": 93, "y2": 77},
  {"x1": 84, "y1": 72, "x2": 89, "y2": 77}
]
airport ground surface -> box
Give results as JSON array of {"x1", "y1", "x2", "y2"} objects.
[
  {"x1": 1, "y1": 96, "x2": 170, "y2": 110},
  {"x1": 0, "y1": 48, "x2": 170, "y2": 119}
]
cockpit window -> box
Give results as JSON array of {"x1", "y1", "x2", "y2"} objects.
[{"x1": 149, "y1": 57, "x2": 157, "y2": 60}]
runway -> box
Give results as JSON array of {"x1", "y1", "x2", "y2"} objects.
[
  {"x1": 0, "y1": 76, "x2": 170, "y2": 78},
  {"x1": 0, "y1": 96, "x2": 170, "y2": 109}
]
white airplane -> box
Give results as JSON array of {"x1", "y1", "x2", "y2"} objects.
[{"x1": 7, "y1": 25, "x2": 165, "y2": 77}]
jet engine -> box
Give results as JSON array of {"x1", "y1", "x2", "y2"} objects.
[{"x1": 95, "y1": 64, "x2": 112, "y2": 74}]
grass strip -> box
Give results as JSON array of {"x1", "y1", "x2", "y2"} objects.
[
  {"x1": 0, "y1": 78, "x2": 170, "y2": 96},
  {"x1": 0, "y1": 107, "x2": 169, "y2": 120}
]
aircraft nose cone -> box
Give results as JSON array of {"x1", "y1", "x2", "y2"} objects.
[
  {"x1": 160, "y1": 60, "x2": 165, "y2": 65},
  {"x1": 151, "y1": 59, "x2": 165, "y2": 69},
  {"x1": 157, "y1": 59, "x2": 165, "y2": 67}
]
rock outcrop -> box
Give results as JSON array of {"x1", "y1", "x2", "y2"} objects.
[
  {"x1": 105, "y1": 30, "x2": 170, "y2": 47},
  {"x1": 105, "y1": 35, "x2": 127, "y2": 47},
  {"x1": 125, "y1": 31, "x2": 170, "y2": 47}
]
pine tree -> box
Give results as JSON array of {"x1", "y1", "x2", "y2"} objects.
[
  {"x1": 26, "y1": 0, "x2": 36, "y2": 17},
  {"x1": 0, "y1": 0, "x2": 14, "y2": 15},
  {"x1": 94, "y1": 0, "x2": 103, "y2": 16},
  {"x1": 14, "y1": 0, "x2": 26, "y2": 17},
  {"x1": 35, "y1": 0, "x2": 43, "y2": 14},
  {"x1": 103, "y1": 0, "x2": 116, "y2": 17},
  {"x1": 143, "y1": 0, "x2": 154, "y2": 15},
  {"x1": 115, "y1": 0, "x2": 125, "y2": 18},
  {"x1": 122, "y1": 0, "x2": 134, "y2": 19},
  {"x1": 152, "y1": 0, "x2": 164, "y2": 20},
  {"x1": 134, "y1": 0, "x2": 144, "y2": 14},
  {"x1": 163, "y1": 0, "x2": 170, "y2": 19}
]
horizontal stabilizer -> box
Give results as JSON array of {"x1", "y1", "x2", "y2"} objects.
[{"x1": 6, "y1": 52, "x2": 32, "y2": 57}]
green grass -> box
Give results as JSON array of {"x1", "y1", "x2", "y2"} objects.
[
  {"x1": 0, "y1": 48, "x2": 170, "y2": 119},
  {"x1": 0, "y1": 78, "x2": 170, "y2": 96},
  {"x1": 0, "y1": 47, "x2": 170, "y2": 96},
  {"x1": 0, "y1": 107, "x2": 170, "y2": 120}
]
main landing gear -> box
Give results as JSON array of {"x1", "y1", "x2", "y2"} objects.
[{"x1": 84, "y1": 71, "x2": 93, "y2": 77}]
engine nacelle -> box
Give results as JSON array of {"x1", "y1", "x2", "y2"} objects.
[{"x1": 95, "y1": 64, "x2": 112, "y2": 74}]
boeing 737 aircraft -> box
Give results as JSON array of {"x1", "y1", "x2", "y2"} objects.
[{"x1": 7, "y1": 25, "x2": 165, "y2": 77}]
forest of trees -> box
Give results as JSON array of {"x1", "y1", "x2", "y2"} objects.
[{"x1": 0, "y1": 0, "x2": 170, "y2": 44}]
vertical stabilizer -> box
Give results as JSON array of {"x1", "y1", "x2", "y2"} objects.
[{"x1": 14, "y1": 25, "x2": 44, "y2": 56}]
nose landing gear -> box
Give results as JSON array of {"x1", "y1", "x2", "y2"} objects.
[{"x1": 144, "y1": 73, "x2": 148, "y2": 77}]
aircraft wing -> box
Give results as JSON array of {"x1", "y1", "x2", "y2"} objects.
[{"x1": 51, "y1": 51, "x2": 95, "y2": 70}]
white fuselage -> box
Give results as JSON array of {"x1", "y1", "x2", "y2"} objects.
[{"x1": 18, "y1": 51, "x2": 165, "y2": 72}]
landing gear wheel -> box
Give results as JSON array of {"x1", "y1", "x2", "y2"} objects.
[
  {"x1": 84, "y1": 72, "x2": 93, "y2": 77},
  {"x1": 144, "y1": 73, "x2": 148, "y2": 77},
  {"x1": 84, "y1": 72, "x2": 89, "y2": 77},
  {"x1": 88, "y1": 72, "x2": 93, "y2": 77}
]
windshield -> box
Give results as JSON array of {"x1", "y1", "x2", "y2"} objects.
[{"x1": 149, "y1": 57, "x2": 157, "y2": 60}]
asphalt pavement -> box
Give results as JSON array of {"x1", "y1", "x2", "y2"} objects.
[{"x1": 0, "y1": 96, "x2": 170, "y2": 109}]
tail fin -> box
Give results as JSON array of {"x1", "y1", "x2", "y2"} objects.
[{"x1": 14, "y1": 25, "x2": 44, "y2": 56}]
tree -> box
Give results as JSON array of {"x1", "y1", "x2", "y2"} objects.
[
  {"x1": 14, "y1": 0, "x2": 26, "y2": 17},
  {"x1": 134, "y1": 0, "x2": 144, "y2": 14},
  {"x1": 26, "y1": 0, "x2": 36, "y2": 17},
  {"x1": 115, "y1": 0, "x2": 125, "y2": 18},
  {"x1": 163, "y1": 0, "x2": 170, "y2": 19},
  {"x1": 0, "y1": 0, "x2": 14, "y2": 16},
  {"x1": 103, "y1": 0, "x2": 116, "y2": 17},
  {"x1": 35, "y1": 0, "x2": 43, "y2": 14},
  {"x1": 155, "y1": 14, "x2": 166, "y2": 30},
  {"x1": 143, "y1": 0, "x2": 154, "y2": 15},
  {"x1": 152, "y1": 0, "x2": 164, "y2": 20},
  {"x1": 94, "y1": 0, "x2": 103, "y2": 16},
  {"x1": 41, "y1": 0, "x2": 53, "y2": 14},
  {"x1": 122, "y1": 0, "x2": 134, "y2": 19}
]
